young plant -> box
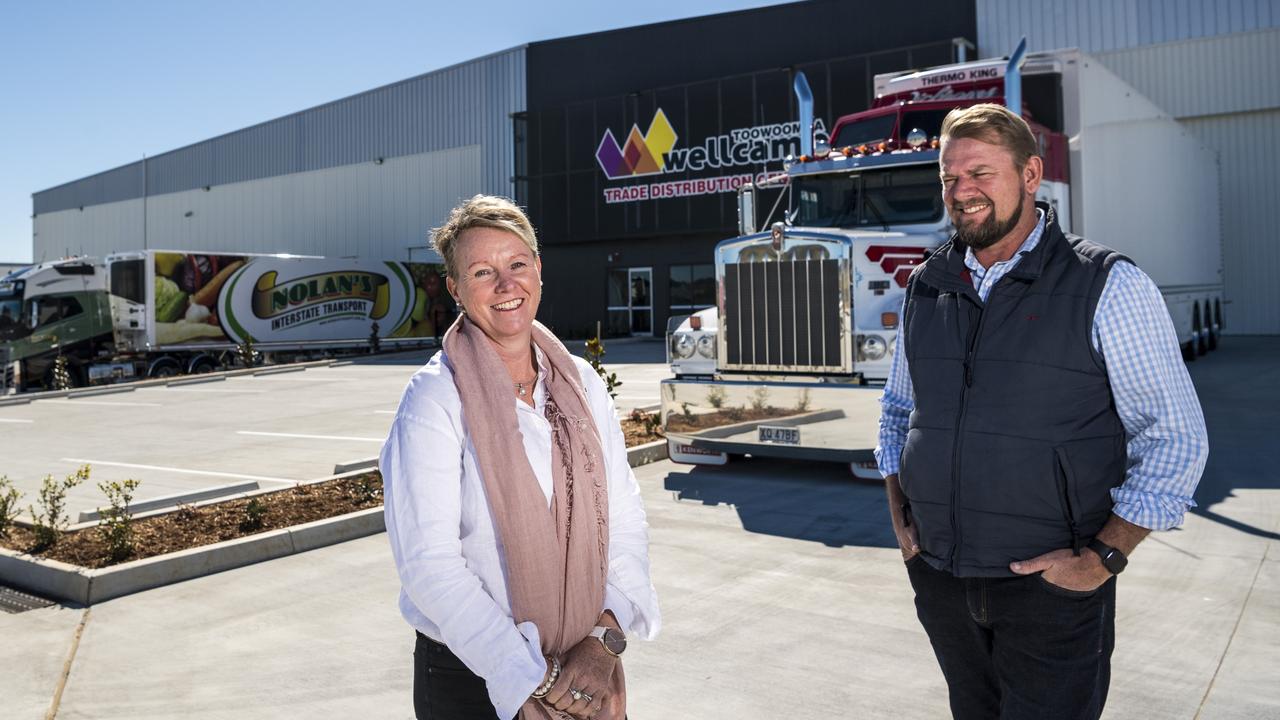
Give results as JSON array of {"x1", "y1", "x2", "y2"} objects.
[
  {"x1": 348, "y1": 475, "x2": 383, "y2": 505},
  {"x1": 706, "y1": 386, "x2": 727, "y2": 409},
  {"x1": 584, "y1": 336, "x2": 623, "y2": 400},
  {"x1": 96, "y1": 478, "x2": 141, "y2": 563},
  {"x1": 628, "y1": 408, "x2": 662, "y2": 437},
  {"x1": 240, "y1": 498, "x2": 268, "y2": 532},
  {"x1": 29, "y1": 465, "x2": 90, "y2": 552},
  {"x1": 0, "y1": 476, "x2": 22, "y2": 539}
]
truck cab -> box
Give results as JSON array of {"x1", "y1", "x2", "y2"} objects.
[{"x1": 0, "y1": 258, "x2": 113, "y2": 392}]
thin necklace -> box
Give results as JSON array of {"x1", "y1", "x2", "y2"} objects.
[{"x1": 514, "y1": 375, "x2": 537, "y2": 396}]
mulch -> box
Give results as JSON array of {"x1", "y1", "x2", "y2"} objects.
[{"x1": 0, "y1": 412, "x2": 666, "y2": 569}]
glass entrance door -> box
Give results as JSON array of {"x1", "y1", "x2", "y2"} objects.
[{"x1": 606, "y1": 267, "x2": 653, "y2": 337}]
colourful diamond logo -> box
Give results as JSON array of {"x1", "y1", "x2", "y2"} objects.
[{"x1": 595, "y1": 108, "x2": 679, "y2": 180}]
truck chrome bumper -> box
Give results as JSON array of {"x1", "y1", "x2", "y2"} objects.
[{"x1": 660, "y1": 376, "x2": 883, "y2": 463}]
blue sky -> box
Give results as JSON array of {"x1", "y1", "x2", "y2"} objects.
[{"x1": 0, "y1": 0, "x2": 785, "y2": 263}]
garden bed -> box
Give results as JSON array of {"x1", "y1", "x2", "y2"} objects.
[{"x1": 1, "y1": 413, "x2": 666, "y2": 571}]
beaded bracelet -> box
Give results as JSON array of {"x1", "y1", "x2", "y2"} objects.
[{"x1": 531, "y1": 655, "x2": 561, "y2": 698}]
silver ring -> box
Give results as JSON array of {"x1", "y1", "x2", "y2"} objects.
[
  {"x1": 581, "y1": 692, "x2": 593, "y2": 702},
  {"x1": 570, "y1": 689, "x2": 583, "y2": 701}
]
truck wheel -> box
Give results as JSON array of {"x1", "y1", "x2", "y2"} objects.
[
  {"x1": 188, "y1": 356, "x2": 220, "y2": 374},
  {"x1": 147, "y1": 357, "x2": 182, "y2": 378},
  {"x1": 1194, "y1": 305, "x2": 1207, "y2": 356}
]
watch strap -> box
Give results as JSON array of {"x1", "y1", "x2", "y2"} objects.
[{"x1": 1087, "y1": 537, "x2": 1127, "y2": 574}]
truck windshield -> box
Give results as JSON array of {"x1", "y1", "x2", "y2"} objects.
[
  {"x1": 792, "y1": 165, "x2": 944, "y2": 228},
  {"x1": 0, "y1": 292, "x2": 23, "y2": 340}
]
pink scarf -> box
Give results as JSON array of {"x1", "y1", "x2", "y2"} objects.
[{"x1": 443, "y1": 315, "x2": 624, "y2": 719}]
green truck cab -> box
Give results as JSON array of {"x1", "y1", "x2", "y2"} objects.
[{"x1": 0, "y1": 259, "x2": 114, "y2": 392}]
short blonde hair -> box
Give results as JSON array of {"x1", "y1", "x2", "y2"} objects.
[
  {"x1": 939, "y1": 103, "x2": 1039, "y2": 170},
  {"x1": 432, "y1": 195, "x2": 538, "y2": 279}
]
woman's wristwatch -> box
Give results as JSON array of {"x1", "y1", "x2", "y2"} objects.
[
  {"x1": 531, "y1": 655, "x2": 561, "y2": 698},
  {"x1": 590, "y1": 626, "x2": 627, "y2": 656}
]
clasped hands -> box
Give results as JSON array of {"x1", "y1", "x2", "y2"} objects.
[{"x1": 535, "y1": 631, "x2": 618, "y2": 719}]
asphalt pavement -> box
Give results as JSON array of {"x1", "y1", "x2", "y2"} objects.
[{"x1": 1, "y1": 336, "x2": 1277, "y2": 719}]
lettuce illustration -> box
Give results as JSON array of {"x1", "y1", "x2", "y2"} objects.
[{"x1": 155, "y1": 276, "x2": 188, "y2": 323}]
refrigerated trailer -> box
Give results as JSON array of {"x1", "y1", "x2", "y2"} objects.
[
  {"x1": 661, "y1": 42, "x2": 1225, "y2": 473},
  {"x1": 1, "y1": 250, "x2": 453, "y2": 392}
]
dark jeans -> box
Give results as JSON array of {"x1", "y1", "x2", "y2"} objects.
[
  {"x1": 414, "y1": 632, "x2": 499, "y2": 720},
  {"x1": 905, "y1": 555, "x2": 1116, "y2": 720}
]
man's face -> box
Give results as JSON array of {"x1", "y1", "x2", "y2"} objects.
[{"x1": 939, "y1": 136, "x2": 1041, "y2": 250}]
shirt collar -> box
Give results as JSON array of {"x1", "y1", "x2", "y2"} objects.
[{"x1": 962, "y1": 208, "x2": 1046, "y2": 279}]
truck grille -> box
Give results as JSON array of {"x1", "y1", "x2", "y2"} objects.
[{"x1": 722, "y1": 257, "x2": 847, "y2": 372}]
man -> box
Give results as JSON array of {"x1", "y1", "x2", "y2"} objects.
[{"x1": 876, "y1": 103, "x2": 1208, "y2": 720}]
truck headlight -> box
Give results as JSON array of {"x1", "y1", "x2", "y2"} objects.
[
  {"x1": 671, "y1": 332, "x2": 695, "y2": 359},
  {"x1": 696, "y1": 334, "x2": 716, "y2": 358},
  {"x1": 888, "y1": 335, "x2": 897, "y2": 356},
  {"x1": 861, "y1": 334, "x2": 887, "y2": 361}
]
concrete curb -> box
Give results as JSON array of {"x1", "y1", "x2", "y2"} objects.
[
  {"x1": 626, "y1": 439, "x2": 669, "y2": 467},
  {"x1": 0, "y1": 507, "x2": 384, "y2": 605},
  {"x1": 0, "y1": 439, "x2": 667, "y2": 605}
]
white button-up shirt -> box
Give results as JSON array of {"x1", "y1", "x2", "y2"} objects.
[{"x1": 381, "y1": 347, "x2": 660, "y2": 719}]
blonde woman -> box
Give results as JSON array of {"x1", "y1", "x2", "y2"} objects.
[{"x1": 381, "y1": 195, "x2": 660, "y2": 720}]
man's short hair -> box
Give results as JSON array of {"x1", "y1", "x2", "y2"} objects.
[
  {"x1": 431, "y1": 195, "x2": 538, "y2": 280},
  {"x1": 939, "y1": 103, "x2": 1039, "y2": 170}
]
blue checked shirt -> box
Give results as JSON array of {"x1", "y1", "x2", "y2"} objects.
[{"x1": 875, "y1": 211, "x2": 1208, "y2": 531}]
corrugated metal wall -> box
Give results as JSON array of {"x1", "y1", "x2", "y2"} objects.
[
  {"x1": 1094, "y1": 28, "x2": 1280, "y2": 118},
  {"x1": 977, "y1": 1, "x2": 1279, "y2": 333},
  {"x1": 34, "y1": 47, "x2": 525, "y2": 216},
  {"x1": 33, "y1": 145, "x2": 482, "y2": 262},
  {"x1": 977, "y1": 0, "x2": 1278, "y2": 57},
  {"x1": 1181, "y1": 110, "x2": 1280, "y2": 335}
]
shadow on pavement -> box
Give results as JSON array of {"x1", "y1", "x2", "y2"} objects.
[
  {"x1": 663, "y1": 457, "x2": 896, "y2": 549},
  {"x1": 1185, "y1": 337, "x2": 1280, "y2": 540}
]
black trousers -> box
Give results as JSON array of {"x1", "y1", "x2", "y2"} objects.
[
  {"x1": 414, "y1": 632, "x2": 499, "y2": 720},
  {"x1": 905, "y1": 555, "x2": 1117, "y2": 720}
]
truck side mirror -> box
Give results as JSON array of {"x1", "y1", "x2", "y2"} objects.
[{"x1": 738, "y1": 184, "x2": 756, "y2": 235}]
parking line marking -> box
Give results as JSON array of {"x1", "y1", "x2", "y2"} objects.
[
  {"x1": 374, "y1": 410, "x2": 396, "y2": 414},
  {"x1": 58, "y1": 400, "x2": 165, "y2": 408},
  {"x1": 147, "y1": 387, "x2": 268, "y2": 394},
  {"x1": 236, "y1": 431, "x2": 385, "y2": 443},
  {"x1": 0, "y1": 418, "x2": 34, "y2": 424},
  {"x1": 59, "y1": 458, "x2": 297, "y2": 483}
]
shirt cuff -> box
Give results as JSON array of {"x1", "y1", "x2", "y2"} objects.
[
  {"x1": 1110, "y1": 488, "x2": 1198, "y2": 532},
  {"x1": 488, "y1": 621, "x2": 547, "y2": 720},
  {"x1": 874, "y1": 445, "x2": 901, "y2": 477},
  {"x1": 604, "y1": 585, "x2": 637, "y2": 635}
]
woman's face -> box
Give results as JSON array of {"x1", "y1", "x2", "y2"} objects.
[{"x1": 447, "y1": 227, "x2": 542, "y2": 346}]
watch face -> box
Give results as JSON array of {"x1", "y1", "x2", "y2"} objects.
[{"x1": 603, "y1": 629, "x2": 627, "y2": 655}]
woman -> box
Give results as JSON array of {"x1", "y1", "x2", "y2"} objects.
[{"x1": 381, "y1": 195, "x2": 660, "y2": 720}]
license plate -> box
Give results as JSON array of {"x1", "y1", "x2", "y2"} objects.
[{"x1": 758, "y1": 425, "x2": 799, "y2": 445}]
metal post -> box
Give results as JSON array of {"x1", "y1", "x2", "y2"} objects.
[
  {"x1": 142, "y1": 153, "x2": 148, "y2": 250},
  {"x1": 792, "y1": 72, "x2": 814, "y2": 157},
  {"x1": 1004, "y1": 37, "x2": 1028, "y2": 115}
]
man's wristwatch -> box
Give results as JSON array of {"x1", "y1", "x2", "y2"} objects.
[
  {"x1": 589, "y1": 626, "x2": 627, "y2": 656},
  {"x1": 1087, "y1": 538, "x2": 1128, "y2": 575}
]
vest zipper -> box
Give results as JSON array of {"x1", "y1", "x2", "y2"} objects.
[{"x1": 949, "y1": 293, "x2": 987, "y2": 574}]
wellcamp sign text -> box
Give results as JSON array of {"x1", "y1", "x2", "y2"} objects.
[{"x1": 595, "y1": 109, "x2": 821, "y2": 204}]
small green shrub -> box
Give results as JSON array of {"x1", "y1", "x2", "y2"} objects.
[
  {"x1": 96, "y1": 478, "x2": 141, "y2": 562},
  {"x1": 0, "y1": 476, "x2": 22, "y2": 539},
  {"x1": 29, "y1": 465, "x2": 89, "y2": 552},
  {"x1": 584, "y1": 336, "x2": 622, "y2": 400},
  {"x1": 706, "y1": 386, "x2": 727, "y2": 409},
  {"x1": 240, "y1": 498, "x2": 268, "y2": 532}
]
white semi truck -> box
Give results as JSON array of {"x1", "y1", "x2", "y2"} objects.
[
  {"x1": 661, "y1": 41, "x2": 1225, "y2": 475},
  {"x1": 1, "y1": 250, "x2": 452, "y2": 393}
]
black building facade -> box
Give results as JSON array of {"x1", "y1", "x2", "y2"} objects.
[{"x1": 520, "y1": 0, "x2": 976, "y2": 338}]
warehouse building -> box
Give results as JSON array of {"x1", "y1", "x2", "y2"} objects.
[{"x1": 31, "y1": 0, "x2": 1277, "y2": 336}]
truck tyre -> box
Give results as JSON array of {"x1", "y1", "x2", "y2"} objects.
[
  {"x1": 188, "y1": 355, "x2": 220, "y2": 374},
  {"x1": 1207, "y1": 299, "x2": 1219, "y2": 351},
  {"x1": 147, "y1": 357, "x2": 182, "y2": 378},
  {"x1": 1194, "y1": 305, "x2": 1207, "y2": 356}
]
